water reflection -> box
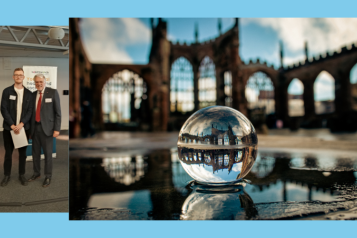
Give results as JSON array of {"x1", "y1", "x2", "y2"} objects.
[
  {"x1": 177, "y1": 146, "x2": 257, "y2": 184},
  {"x1": 70, "y1": 149, "x2": 357, "y2": 220},
  {"x1": 181, "y1": 185, "x2": 258, "y2": 220},
  {"x1": 102, "y1": 156, "x2": 147, "y2": 185}
]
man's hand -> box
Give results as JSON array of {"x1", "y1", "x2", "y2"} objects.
[
  {"x1": 53, "y1": 131, "x2": 60, "y2": 137},
  {"x1": 10, "y1": 125, "x2": 16, "y2": 131},
  {"x1": 16, "y1": 122, "x2": 24, "y2": 131}
]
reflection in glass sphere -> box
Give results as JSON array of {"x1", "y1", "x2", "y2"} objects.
[
  {"x1": 177, "y1": 106, "x2": 258, "y2": 185},
  {"x1": 181, "y1": 185, "x2": 257, "y2": 220}
]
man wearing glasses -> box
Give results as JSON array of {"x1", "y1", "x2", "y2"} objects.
[
  {"x1": 1, "y1": 68, "x2": 33, "y2": 187},
  {"x1": 27, "y1": 74, "x2": 61, "y2": 187}
]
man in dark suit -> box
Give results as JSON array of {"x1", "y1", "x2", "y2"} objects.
[
  {"x1": 1, "y1": 68, "x2": 33, "y2": 187},
  {"x1": 28, "y1": 74, "x2": 61, "y2": 187}
]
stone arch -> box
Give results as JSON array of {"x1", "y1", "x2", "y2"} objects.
[
  {"x1": 287, "y1": 78, "x2": 304, "y2": 117},
  {"x1": 91, "y1": 65, "x2": 152, "y2": 130},
  {"x1": 197, "y1": 50, "x2": 215, "y2": 67},
  {"x1": 314, "y1": 70, "x2": 335, "y2": 115},
  {"x1": 243, "y1": 67, "x2": 278, "y2": 89},
  {"x1": 170, "y1": 53, "x2": 195, "y2": 69},
  {"x1": 101, "y1": 69, "x2": 148, "y2": 124},
  {"x1": 244, "y1": 70, "x2": 275, "y2": 115},
  {"x1": 170, "y1": 57, "x2": 194, "y2": 113}
]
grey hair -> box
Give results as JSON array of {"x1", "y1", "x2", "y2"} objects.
[{"x1": 34, "y1": 74, "x2": 46, "y2": 82}]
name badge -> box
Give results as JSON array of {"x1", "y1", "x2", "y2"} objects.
[
  {"x1": 45, "y1": 98, "x2": 52, "y2": 103},
  {"x1": 10, "y1": 95, "x2": 16, "y2": 100}
]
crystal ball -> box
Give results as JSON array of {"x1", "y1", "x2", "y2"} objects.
[
  {"x1": 181, "y1": 186, "x2": 256, "y2": 220},
  {"x1": 177, "y1": 106, "x2": 258, "y2": 185}
]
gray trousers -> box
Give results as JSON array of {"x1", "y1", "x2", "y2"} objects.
[{"x1": 32, "y1": 123, "x2": 53, "y2": 178}]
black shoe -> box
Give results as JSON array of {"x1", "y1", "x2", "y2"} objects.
[
  {"x1": 19, "y1": 175, "x2": 28, "y2": 186},
  {"x1": 1, "y1": 176, "x2": 10, "y2": 187},
  {"x1": 28, "y1": 174, "x2": 41, "y2": 182},
  {"x1": 42, "y1": 177, "x2": 51, "y2": 187}
]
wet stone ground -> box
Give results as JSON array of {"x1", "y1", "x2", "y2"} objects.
[{"x1": 70, "y1": 147, "x2": 357, "y2": 220}]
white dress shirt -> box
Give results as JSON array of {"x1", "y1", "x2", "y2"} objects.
[{"x1": 14, "y1": 86, "x2": 24, "y2": 125}]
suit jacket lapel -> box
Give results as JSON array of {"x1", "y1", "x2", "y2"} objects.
[{"x1": 41, "y1": 87, "x2": 48, "y2": 110}]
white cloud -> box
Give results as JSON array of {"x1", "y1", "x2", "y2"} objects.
[
  {"x1": 242, "y1": 18, "x2": 357, "y2": 55},
  {"x1": 79, "y1": 18, "x2": 151, "y2": 63},
  {"x1": 283, "y1": 53, "x2": 306, "y2": 66}
]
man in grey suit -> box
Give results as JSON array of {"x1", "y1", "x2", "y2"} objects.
[{"x1": 28, "y1": 74, "x2": 61, "y2": 187}]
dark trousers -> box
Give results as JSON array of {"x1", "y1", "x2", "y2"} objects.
[
  {"x1": 32, "y1": 123, "x2": 53, "y2": 178},
  {"x1": 3, "y1": 129, "x2": 29, "y2": 176}
]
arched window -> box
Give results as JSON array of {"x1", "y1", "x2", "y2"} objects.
[
  {"x1": 224, "y1": 71, "x2": 232, "y2": 107},
  {"x1": 350, "y1": 63, "x2": 357, "y2": 84},
  {"x1": 235, "y1": 138, "x2": 241, "y2": 145},
  {"x1": 204, "y1": 154, "x2": 211, "y2": 163},
  {"x1": 224, "y1": 134, "x2": 229, "y2": 145},
  {"x1": 218, "y1": 155, "x2": 223, "y2": 166},
  {"x1": 314, "y1": 71, "x2": 335, "y2": 115},
  {"x1": 102, "y1": 70, "x2": 147, "y2": 123},
  {"x1": 199, "y1": 56, "x2": 216, "y2": 108},
  {"x1": 224, "y1": 154, "x2": 229, "y2": 166},
  {"x1": 235, "y1": 151, "x2": 243, "y2": 162},
  {"x1": 245, "y1": 72, "x2": 275, "y2": 115},
  {"x1": 189, "y1": 153, "x2": 193, "y2": 161},
  {"x1": 205, "y1": 138, "x2": 210, "y2": 144},
  {"x1": 170, "y1": 57, "x2": 194, "y2": 113},
  {"x1": 288, "y1": 78, "x2": 304, "y2": 117},
  {"x1": 218, "y1": 136, "x2": 223, "y2": 145}
]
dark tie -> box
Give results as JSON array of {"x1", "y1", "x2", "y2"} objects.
[{"x1": 36, "y1": 92, "x2": 42, "y2": 122}]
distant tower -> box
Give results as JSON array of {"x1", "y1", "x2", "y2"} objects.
[
  {"x1": 280, "y1": 41, "x2": 284, "y2": 68},
  {"x1": 218, "y1": 18, "x2": 222, "y2": 35},
  {"x1": 234, "y1": 18, "x2": 239, "y2": 27},
  {"x1": 150, "y1": 18, "x2": 154, "y2": 29},
  {"x1": 304, "y1": 41, "x2": 309, "y2": 61},
  {"x1": 195, "y1": 23, "x2": 199, "y2": 43}
]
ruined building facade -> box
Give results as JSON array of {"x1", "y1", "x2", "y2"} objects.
[{"x1": 70, "y1": 18, "x2": 357, "y2": 137}]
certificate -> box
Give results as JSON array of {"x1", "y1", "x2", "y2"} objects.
[{"x1": 10, "y1": 127, "x2": 28, "y2": 149}]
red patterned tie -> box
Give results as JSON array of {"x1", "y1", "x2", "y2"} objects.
[{"x1": 36, "y1": 92, "x2": 42, "y2": 122}]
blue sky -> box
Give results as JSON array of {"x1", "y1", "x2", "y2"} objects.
[{"x1": 80, "y1": 18, "x2": 357, "y2": 100}]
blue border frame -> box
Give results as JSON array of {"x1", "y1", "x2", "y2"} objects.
[{"x1": 1, "y1": 0, "x2": 356, "y2": 237}]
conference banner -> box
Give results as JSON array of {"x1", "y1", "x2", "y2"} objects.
[
  {"x1": 23, "y1": 66, "x2": 57, "y2": 91},
  {"x1": 23, "y1": 66, "x2": 58, "y2": 161}
]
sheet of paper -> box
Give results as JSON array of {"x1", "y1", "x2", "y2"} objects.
[{"x1": 10, "y1": 127, "x2": 28, "y2": 149}]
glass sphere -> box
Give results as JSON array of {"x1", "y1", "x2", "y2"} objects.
[
  {"x1": 181, "y1": 185, "x2": 256, "y2": 220},
  {"x1": 177, "y1": 106, "x2": 258, "y2": 185}
]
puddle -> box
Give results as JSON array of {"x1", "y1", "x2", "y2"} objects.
[{"x1": 70, "y1": 149, "x2": 357, "y2": 220}]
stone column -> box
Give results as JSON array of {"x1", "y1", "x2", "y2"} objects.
[
  {"x1": 303, "y1": 80, "x2": 315, "y2": 119},
  {"x1": 193, "y1": 63, "x2": 199, "y2": 111},
  {"x1": 215, "y1": 68, "x2": 225, "y2": 106},
  {"x1": 333, "y1": 70, "x2": 352, "y2": 114}
]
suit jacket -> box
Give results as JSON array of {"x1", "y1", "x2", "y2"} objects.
[
  {"x1": 30, "y1": 87, "x2": 61, "y2": 137},
  {"x1": 1, "y1": 84, "x2": 33, "y2": 131}
]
